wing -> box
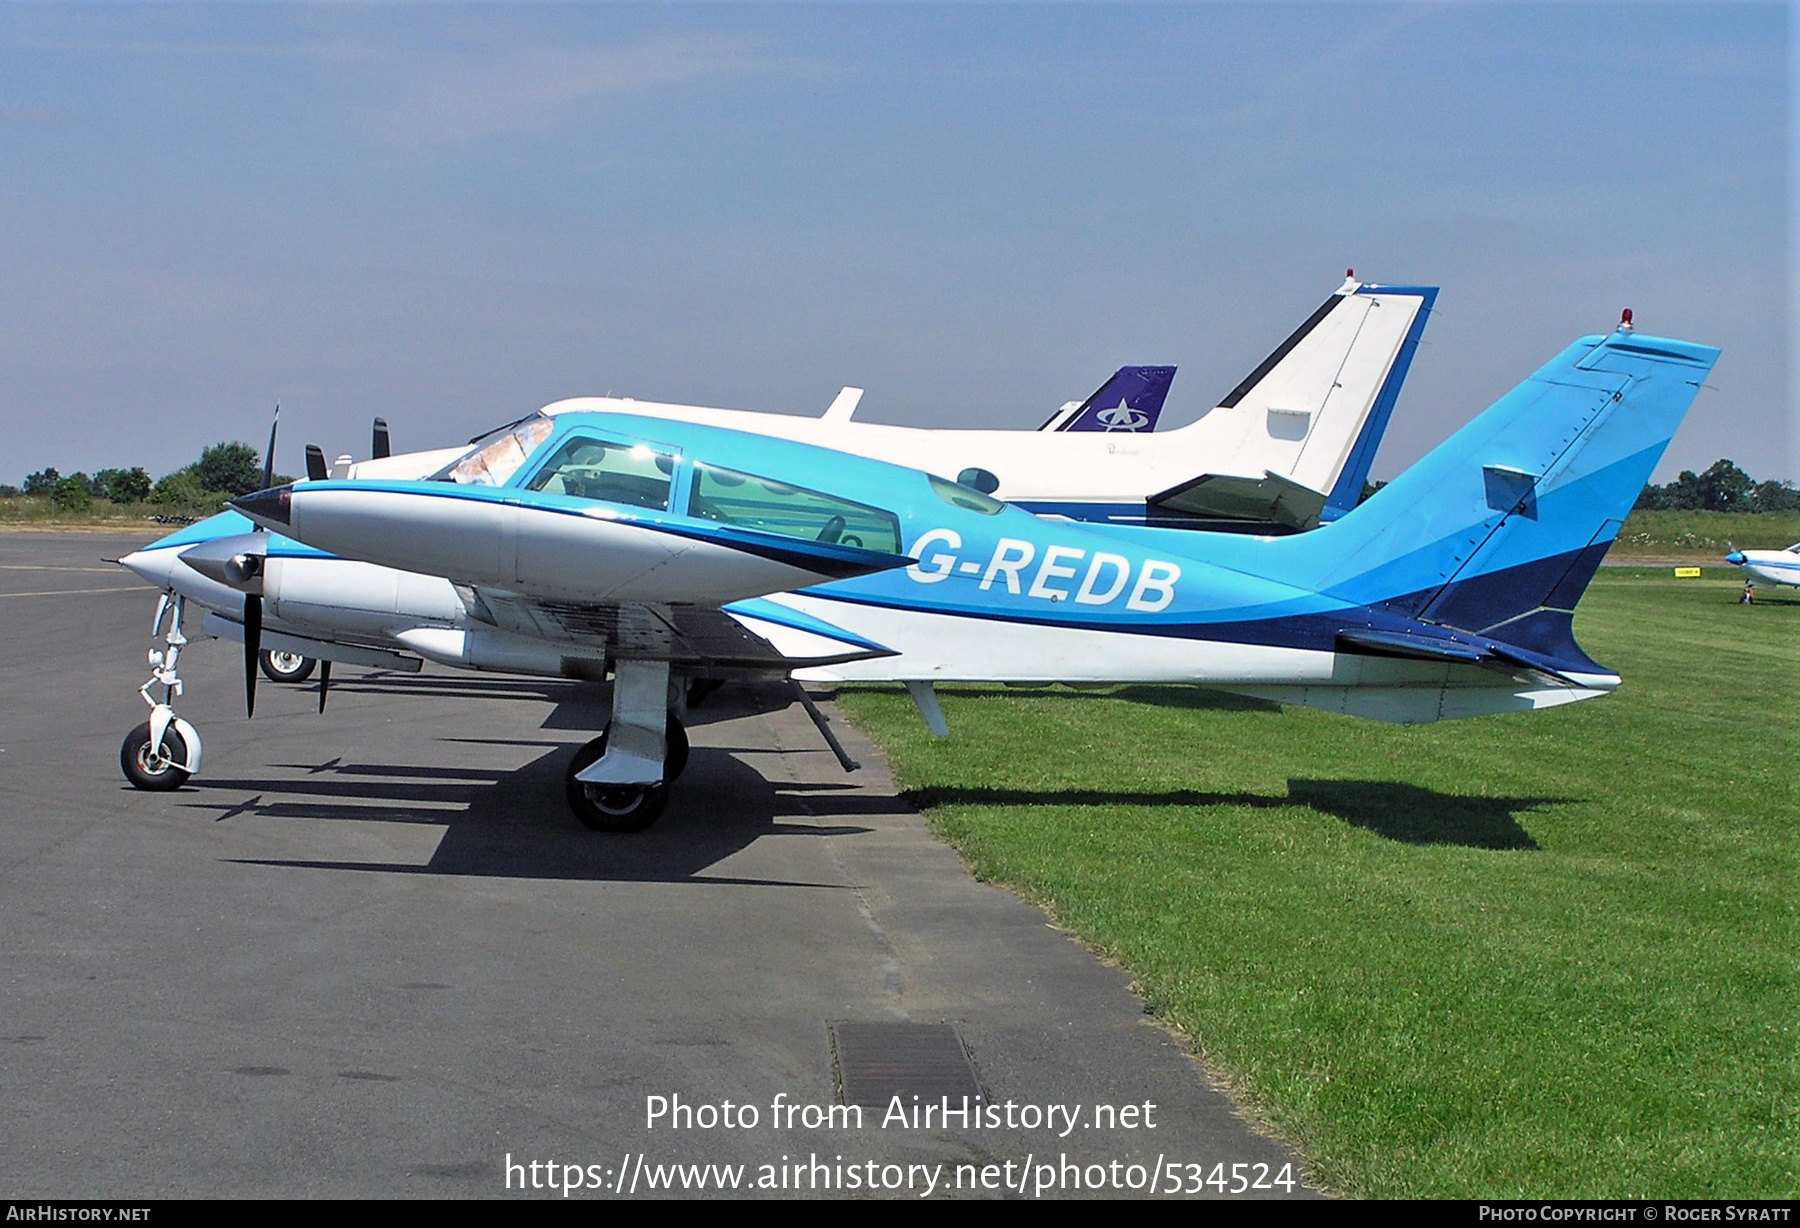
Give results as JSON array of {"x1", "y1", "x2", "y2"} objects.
[{"x1": 450, "y1": 587, "x2": 896, "y2": 673}]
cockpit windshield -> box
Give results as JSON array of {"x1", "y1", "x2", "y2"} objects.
[{"x1": 432, "y1": 415, "x2": 556, "y2": 486}]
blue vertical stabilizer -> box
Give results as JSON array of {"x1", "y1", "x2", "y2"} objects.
[{"x1": 1250, "y1": 329, "x2": 1719, "y2": 676}]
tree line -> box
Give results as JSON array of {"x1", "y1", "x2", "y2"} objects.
[
  {"x1": 1356, "y1": 458, "x2": 1795, "y2": 513},
  {"x1": 1633, "y1": 459, "x2": 1799, "y2": 513},
  {"x1": 2, "y1": 442, "x2": 290, "y2": 514},
  {"x1": 7, "y1": 447, "x2": 1797, "y2": 516}
]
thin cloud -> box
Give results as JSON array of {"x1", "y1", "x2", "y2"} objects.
[{"x1": 368, "y1": 31, "x2": 777, "y2": 146}]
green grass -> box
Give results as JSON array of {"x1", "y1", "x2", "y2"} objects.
[
  {"x1": 1615, "y1": 509, "x2": 1800, "y2": 556},
  {"x1": 0, "y1": 497, "x2": 170, "y2": 525},
  {"x1": 835, "y1": 572, "x2": 1797, "y2": 1198}
]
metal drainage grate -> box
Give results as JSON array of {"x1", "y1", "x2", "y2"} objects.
[{"x1": 830, "y1": 1022, "x2": 982, "y2": 1110}]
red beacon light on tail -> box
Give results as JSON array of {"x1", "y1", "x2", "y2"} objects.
[{"x1": 1618, "y1": 308, "x2": 1634, "y2": 332}]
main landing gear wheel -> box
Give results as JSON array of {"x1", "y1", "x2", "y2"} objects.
[
  {"x1": 120, "y1": 721, "x2": 190, "y2": 792},
  {"x1": 563, "y1": 718, "x2": 689, "y2": 833},
  {"x1": 258, "y1": 650, "x2": 317, "y2": 684}
]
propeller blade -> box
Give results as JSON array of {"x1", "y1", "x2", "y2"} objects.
[
  {"x1": 261, "y1": 404, "x2": 280, "y2": 491},
  {"x1": 243, "y1": 594, "x2": 262, "y2": 719},
  {"x1": 317, "y1": 659, "x2": 332, "y2": 714},
  {"x1": 372, "y1": 418, "x2": 391, "y2": 460},
  {"x1": 305, "y1": 445, "x2": 328, "y2": 482}
]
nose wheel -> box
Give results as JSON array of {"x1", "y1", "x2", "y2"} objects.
[
  {"x1": 122, "y1": 593, "x2": 204, "y2": 791},
  {"x1": 120, "y1": 721, "x2": 192, "y2": 791}
]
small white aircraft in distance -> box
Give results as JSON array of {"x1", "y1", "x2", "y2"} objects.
[
  {"x1": 1725, "y1": 543, "x2": 1800, "y2": 590},
  {"x1": 119, "y1": 319, "x2": 1717, "y2": 835},
  {"x1": 340, "y1": 274, "x2": 1438, "y2": 534}
]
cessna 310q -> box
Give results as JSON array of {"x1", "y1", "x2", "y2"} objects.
[
  {"x1": 117, "y1": 274, "x2": 1436, "y2": 734},
  {"x1": 118, "y1": 321, "x2": 1717, "y2": 832}
]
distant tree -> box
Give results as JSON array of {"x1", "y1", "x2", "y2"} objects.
[
  {"x1": 49, "y1": 476, "x2": 92, "y2": 512},
  {"x1": 0, "y1": 484, "x2": 21, "y2": 498},
  {"x1": 1666, "y1": 469, "x2": 1704, "y2": 510},
  {"x1": 1635, "y1": 459, "x2": 1800, "y2": 513},
  {"x1": 95, "y1": 467, "x2": 152, "y2": 503},
  {"x1": 189, "y1": 442, "x2": 264, "y2": 497},
  {"x1": 150, "y1": 471, "x2": 212, "y2": 509},
  {"x1": 1695, "y1": 459, "x2": 1756, "y2": 512},
  {"x1": 1754, "y1": 479, "x2": 1800, "y2": 514},
  {"x1": 23, "y1": 467, "x2": 60, "y2": 497}
]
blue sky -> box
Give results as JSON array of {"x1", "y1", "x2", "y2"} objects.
[{"x1": 1, "y1": 3, "x2": 1790, "y2": 485}]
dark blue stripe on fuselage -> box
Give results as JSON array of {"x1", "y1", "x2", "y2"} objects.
[{"x1": 801, "y1": 544, "x2": 1611, "y2": 678}]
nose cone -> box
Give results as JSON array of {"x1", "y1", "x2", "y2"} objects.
[
  {"x1": 118, "y1": 548, "x2": 175, "y2": 587},
  {"x1": 231, "y1": 484, "x2": 293, "y2": 528},
  {"x1": 1726, "y1": 551, "x2": 1746, "y2": 566}
]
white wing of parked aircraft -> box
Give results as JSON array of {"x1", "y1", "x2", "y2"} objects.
[{"x1": 342, "y1": 275, "x2": 1436, "y2": 533}]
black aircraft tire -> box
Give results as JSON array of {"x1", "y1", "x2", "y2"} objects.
[
  {"x1": 259, "y1": 650, "x2": 317, "y2": 684},
  {"x1": 564, "y1": 731, "x2": 664, "y2": 832},
  {"x1": 120, "y1": 721, "x2": 191, "y2": 792},
  {"x1": 664, "y1": 717, "x2": 690, "y2": 782}
]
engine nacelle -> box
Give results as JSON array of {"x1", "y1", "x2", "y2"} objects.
[{"x1": 264, "y1": 556, "x2": 466, "y2": 637}]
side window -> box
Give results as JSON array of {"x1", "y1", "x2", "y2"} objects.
[
  {"x1": 929, "y1": 473, "x2": 1005, "y2": 515},
  {"x1": 526, "y1": 436, "x2": 675, "y2": 511},
  {"x1": 689, "y1": 462, "x2": 900, "y2": 553}
]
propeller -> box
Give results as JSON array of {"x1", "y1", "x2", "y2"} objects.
[
  {"x1": 243, "y1": 577, "x2": 262, "y2": 719},
  {"x1": 244, "y1": 403, "x2": 279, "y2": 719},
  {"x1": 303, "y1": 416, "x2": 391, "y2": 480},
  {"x1": 260, "y1": 404, "x2": 279, "y2": 490},
  {"x1": 318, "y1": 659, "x2": 332, "y2": 714}
]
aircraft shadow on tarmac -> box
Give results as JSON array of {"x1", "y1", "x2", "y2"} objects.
[
  {"x1": 181, "y1": 684, "x2": 873, "y2": 884},
  {"x1": 893, "y1": 780, "x2": 1560, "y2": 850}
]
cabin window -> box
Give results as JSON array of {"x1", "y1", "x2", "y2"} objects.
[
  {"x1": 525, "y1": 436, "x2": 675, "y2": 511},
  {"x1": 689, "y1": 462, "x2": 900, "y2": 553}
]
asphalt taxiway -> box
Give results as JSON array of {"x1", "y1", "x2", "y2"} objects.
[{"x1": 0, "y1": 529, "x2": 1310, "y2": 1199}]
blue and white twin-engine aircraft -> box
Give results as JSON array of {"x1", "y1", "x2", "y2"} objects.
[{"x1": 118, "y1": 323, "x2": 1717, "y2": 830}]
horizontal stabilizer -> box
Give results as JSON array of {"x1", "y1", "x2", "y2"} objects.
[
  {"x1": 1336, "y1": 626, "x2": 1582, "y2": 685},
  {"x1": 822, "y1": 387, "x2": 864, "y2": 422},
  {"x1": 1148, "y1": 469, "x2": 1328, "y2": 531}
]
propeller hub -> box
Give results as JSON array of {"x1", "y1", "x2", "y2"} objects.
[{"x1": 224, "y1": 553, "x2": 264, "y2": 585}]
